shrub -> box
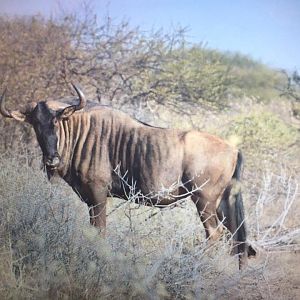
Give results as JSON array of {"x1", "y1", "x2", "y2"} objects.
[
  {"x1": 223, "y1": 112, "x2": 298, "y2": 161},
  {"x1": 0, "y1": 156, "x2": 159, "y2": 299}
]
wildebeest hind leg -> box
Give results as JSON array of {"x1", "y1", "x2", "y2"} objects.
[{"x1": 192, "y1": 193, "x2": 223, "y2": 241}]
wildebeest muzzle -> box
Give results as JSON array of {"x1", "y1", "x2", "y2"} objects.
[{"x1": 44, "y1": 154, "x2": 60, "y2": 169}]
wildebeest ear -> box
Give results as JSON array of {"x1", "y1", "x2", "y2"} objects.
[
  {"x1": 56, "y1": 83, "x2": 86, "y2": 120},
  {"x1": 57, "y1": 106, "x2": 77, "y2": 120}
]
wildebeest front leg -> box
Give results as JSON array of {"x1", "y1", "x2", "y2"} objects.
[
  {"x1": 84, "y1": 184, "x2": 108, "y2": 236},
  {"x1": 71, "y1": 183, "x2": 107, "y2": 234}
]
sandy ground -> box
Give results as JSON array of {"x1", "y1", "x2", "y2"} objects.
[
  {"x1": 234, "y1": 251, "x2": 300, "y2": 300},
  {"x1": 258, "y1": 252, "x2": 300, "y2": 300}
]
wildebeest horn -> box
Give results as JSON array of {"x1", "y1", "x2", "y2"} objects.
[
  {"x1": 72, "y1": 83, "x2": 86, "y2": 110},
  {"x1": 0, "y1": 88, "x2": 13, "y2": 118}
]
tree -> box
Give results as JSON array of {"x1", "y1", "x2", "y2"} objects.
[
  {"x1": 0, "y1": 11, "x2": 231, "y2": 152},
  {"x1": 280, "y1": 70, "x2": 300, "y2": 120}
]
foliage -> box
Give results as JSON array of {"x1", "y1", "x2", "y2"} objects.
[
  {"x1": 280, "y1": 70, "x2": 300, "y2": 119},
  {"x1": 131, "y1": 43, "x2": 232, "y2": 112},
  {"x1": 280, "y1": 70, "x2": 300, "y2": 102},
  {"x1": 220, "y1": 52, "x2": 286, "y2": 101},
  {"x1": 0, "y1": 10, "x2": 293, "y2": 153},
  {"x1": 223, "y1": 112, "x2": 298, "y2": 162}
]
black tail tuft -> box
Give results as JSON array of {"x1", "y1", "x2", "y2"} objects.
[{"x1": 235, "y1": 188, "x2": 247, "y2": 256}]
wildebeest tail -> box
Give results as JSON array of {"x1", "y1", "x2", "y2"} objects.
[
  {"x1": 233, "y1": 150, "x2": 256, "y2": 261},
  {"x1": 217, "y1": 150, "x2": 256, "y2": 268}
]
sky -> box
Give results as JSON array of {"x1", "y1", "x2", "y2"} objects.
[{"x1": 0, "y1": 0, "x2": 299, "y2": 71}]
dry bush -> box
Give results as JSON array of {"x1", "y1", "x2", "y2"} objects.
[
  {"x1": 250, "y1": 171, "x2": 300, "y2": 253},
  {"x1": 0, "y1": 154, "x2": 271, "y2": 299},
  {"x1": 0, "y1": 155, "x2": 161, "y2": 299}
]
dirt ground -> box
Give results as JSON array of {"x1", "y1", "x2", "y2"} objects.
[
  {"x1": 259, "y1": 252, "x2": 300, "y2": 299},
  {"x1": 242, "y1": 251, "x2": 300, "y2": 300}
]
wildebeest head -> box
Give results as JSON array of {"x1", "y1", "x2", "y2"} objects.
[{"x1": 0, "y1": 84, "x2": 86, "y2": 171}]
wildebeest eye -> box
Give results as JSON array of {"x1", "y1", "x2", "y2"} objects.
[{"x1": 53, "y1": 118, "x2": 59, "y2": 125}]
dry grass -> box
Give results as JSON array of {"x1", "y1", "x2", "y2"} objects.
[{"x1": 0, "y1": 153, "x2": 299, "y2": 299}]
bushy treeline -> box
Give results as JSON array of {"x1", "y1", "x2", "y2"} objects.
[
  {"x1": 194, "y1": 50, "x2": 287, "y2": 102},
  {"x1": 0, "y1": 11, "x2": 289, "y2": 152},
  {"x1": 0, "y1": 13, "x2": 228, "y2": 150},
  {"x1": 223, "y1": 52, "x2": 286, "y2": 101}
]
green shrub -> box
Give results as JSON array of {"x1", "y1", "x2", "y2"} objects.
[{"x1": 224, "y1": 112, "x2": 298, "y2": 158}]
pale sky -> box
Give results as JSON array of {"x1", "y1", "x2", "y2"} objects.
[{"x1": 0, "y1": 0, "x2": 299, "y2": 70}]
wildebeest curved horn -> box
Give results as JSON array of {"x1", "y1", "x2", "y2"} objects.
[
  {"x1": 0, "y1": 88, "x2": 12, "y2": 118},
  {"x1": 72, "y1": 83, "x2": 86, "y2": 110}
]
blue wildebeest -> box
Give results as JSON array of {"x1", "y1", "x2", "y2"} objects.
[{"x1": 0, "y1": 84, "x2": 256, "y2": 268}]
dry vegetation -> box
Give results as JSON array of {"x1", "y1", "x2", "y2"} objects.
[
  {"x1": 1, "y1": 154, "x2": 298, "y2": 300},
  {"x1": 0, "y1": 4, "x2": 300, "y2": 299}
]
